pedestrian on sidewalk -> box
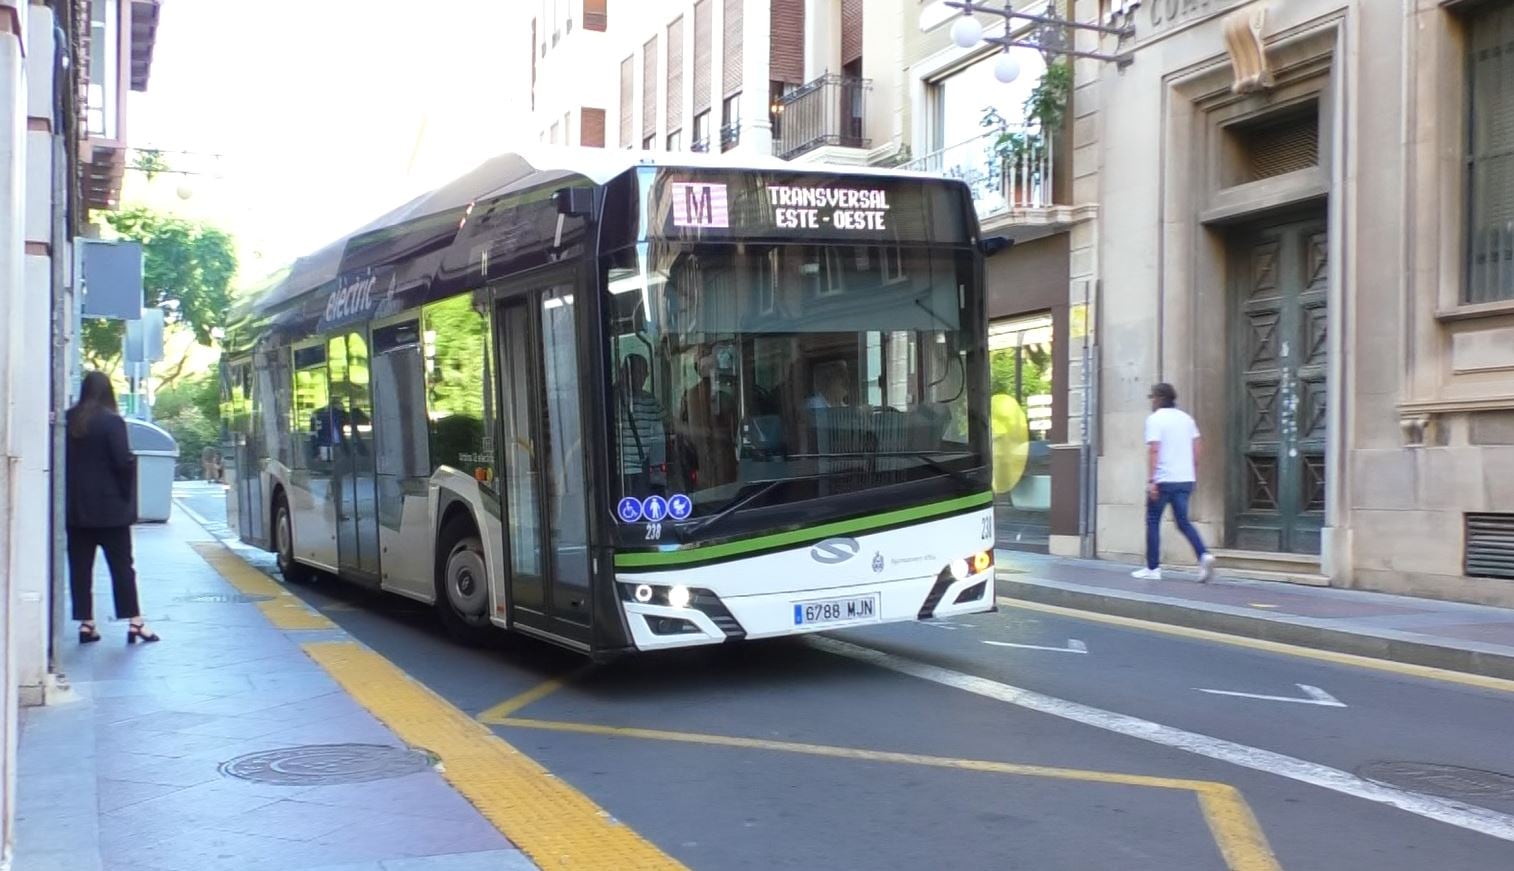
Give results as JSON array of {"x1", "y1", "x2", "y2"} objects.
[
  {"x1": 1134, "y1": 382, "x2": 1216, "y2": 583},
  {"x1": 66, "y1": 371, "x2": 160, "y2": 644}
]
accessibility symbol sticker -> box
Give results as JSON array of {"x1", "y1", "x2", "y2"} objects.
[
  {"x1": 642, "y1": 495, "x2": 668, "y2": 523},
  {"x1": 667, "y1": 493, "x2": 693, "y2": 521},
  {"x1": 616, "y1": 497, "x2": 644, "y2": 524}
]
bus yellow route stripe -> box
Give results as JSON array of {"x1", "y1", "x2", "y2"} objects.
[
  {"x1": 496, "y1": 716, "x2": 1281, "y2": 871},
  {"x1": 189, "y1": 541, "x2": 336, "y2": 631},
  {"x1": 306, "y1": 642, "x2": 686, "y2": 870},
  {"x1": 999, "y1": 596, "x2": 1514, "y2": 695}
]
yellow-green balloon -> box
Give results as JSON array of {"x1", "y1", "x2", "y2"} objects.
[{"x1": 992, "y1": 393, "x2": 1030, "y2": 494}]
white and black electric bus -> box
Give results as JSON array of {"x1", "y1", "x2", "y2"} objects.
[{"x1": 221, "y1": 149, "x2": 1002, "y2": 656}]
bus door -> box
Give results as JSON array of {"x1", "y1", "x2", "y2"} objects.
[
  {"x1": 494, "y1": 277, "x2": 593, "y2": 646},
  {"x1": 327, "y1": 330, "x2": 381, "y2": 579}
]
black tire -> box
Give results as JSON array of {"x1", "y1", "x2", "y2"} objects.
[
  {"x1": 273, "y1": 493, "x2": 316, "y2": 585},
  {"x1": 435, "y1": 516, "x2": 495, "y2": 645}
]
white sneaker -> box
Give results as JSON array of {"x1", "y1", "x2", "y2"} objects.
[
  {"x1": 1131, "y1": 568, "x2": 1162, "y2": 580},
  {"x1": 1198, "y1": 553, "x2": 1216, "y2": 584}
]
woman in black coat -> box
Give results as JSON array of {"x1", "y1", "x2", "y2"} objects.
[{"x1": 66, "y1": 372, "x2": 159, "y2": 644}]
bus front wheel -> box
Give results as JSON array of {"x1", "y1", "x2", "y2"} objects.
[
  {"x1": 436, "y1": 517, "x2": 494, "y2": 645},
  {"x1": 274, "y1": 495, "x2": 315, "y2": 585}
]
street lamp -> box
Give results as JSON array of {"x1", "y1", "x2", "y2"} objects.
[{"x1": 924, "y1": 1, "x2": 1136, "y2": 70}]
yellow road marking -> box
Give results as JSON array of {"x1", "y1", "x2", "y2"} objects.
[
  {"x1": 307, "y1": 642, "x2": 685, "y2": 870},
  {"x1": 189, "y1": 542, "x2": 336, "y2": 631},
  {"x1": 999, "y1": 597, "x2": 1514, "y2": 694},
  {"x1": 478, "y1": 675, "x2": 578, "y2": 723},
  {"x1": 496, "y1": 716, "x2": 1281, "y2": 871},
  {"x1": 1197, "y1": 784, "x2": 1285, "y2": 871}
]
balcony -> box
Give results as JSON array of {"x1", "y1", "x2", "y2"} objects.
[
  {"x1": 905, "y1": 127, "x2": 1092, "y2": 238},
  {"x1": 772, "y1": 74, "x2": 870, "y2": 161}
]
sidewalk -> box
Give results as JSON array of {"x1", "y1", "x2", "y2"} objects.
[
  {"x1": 996, "y1": 550, "x2": 1514, "y2": 681},
  {"x1": 13, "y1": 514, "x2": 538, "y2": 871}
]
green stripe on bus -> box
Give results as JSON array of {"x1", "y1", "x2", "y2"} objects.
[{"x1": 612, "y1": 491, "x2": 993, "y2": 569}]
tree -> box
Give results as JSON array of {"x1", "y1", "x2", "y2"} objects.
[{"x1": 84, "y1": 206, "x2": 238, "y2": 382}]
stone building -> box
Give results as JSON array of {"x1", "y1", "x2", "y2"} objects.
[{"x1": 1073, "y1": 0, "x2": 1514, "y2": 605}]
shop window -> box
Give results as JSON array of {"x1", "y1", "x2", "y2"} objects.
[{"x1": 989, "y1": 313, "x2": 1055, "y2": 550}]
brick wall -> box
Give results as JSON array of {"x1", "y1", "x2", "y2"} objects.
[{"x1": 770, "y1": 0, "x2": 804, "y2": 85}]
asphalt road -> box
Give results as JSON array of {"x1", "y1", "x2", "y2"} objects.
[{"x1": 174, "y1": 483, "x2": 1514, "y2": 870}]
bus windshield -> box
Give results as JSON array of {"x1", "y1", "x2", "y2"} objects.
[{"x1": 605, "y1": 241, "x2": 986, "y2": 535}]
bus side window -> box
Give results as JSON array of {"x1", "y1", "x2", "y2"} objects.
[{"x1": 291, "y1": 345, "x2": 329, "y2": 470}]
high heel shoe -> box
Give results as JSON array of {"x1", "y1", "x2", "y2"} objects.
[
  {"x1": 79, "y1": 624, "x2": 101, "y2": 644},
  {"x1": 127, "y1": 623, "x2": 160, "y2": 644}
]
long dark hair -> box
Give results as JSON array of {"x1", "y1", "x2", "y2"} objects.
[{"x1": 70, "y1": 371, "x2": 119, "y2": 438}]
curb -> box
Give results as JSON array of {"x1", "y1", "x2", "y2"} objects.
[{"x1": 997, "y1": 576, "x2": 1514, "y2": 683}]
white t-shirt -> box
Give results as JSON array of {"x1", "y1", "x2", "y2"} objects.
[{"x1": 1144, "y1": 408, "x2": 1199, "y2": 483}]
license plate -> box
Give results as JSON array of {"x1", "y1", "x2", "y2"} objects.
[{"x1": 793, "y1": 594, "x2": 880, "y2": 627}]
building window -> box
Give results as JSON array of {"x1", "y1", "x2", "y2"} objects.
[
  {"x1": 1467, "y1": 1, "x2": 1514, "y2": 304},
  {"x1": 721, "y1": 93, "x2": 742, "y2": 151},
  {"x1": 643, "y1": 134, "x2": 656, "y2": 150},
  {"x1": 692, "y1": 111, "x2": 711, "y2": 152},
  {"x1": 667, "y1": 130, "x2": 683, "y2": 151}
]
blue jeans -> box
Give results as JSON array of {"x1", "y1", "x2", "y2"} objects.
[{"x1": 1146, "y1": 482, "x2": 1208, "y2": 570}]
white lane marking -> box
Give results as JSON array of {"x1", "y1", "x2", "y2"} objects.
[
  {"x1": 1197, "y1": 684, "x2": 1345, "y2": 707},
  {"x1": 983, "y1": 639, "x2": 1089, "y2": 654},
  {"x1": 809, "y1": 636, "x2": 1514, "y2": 844}
]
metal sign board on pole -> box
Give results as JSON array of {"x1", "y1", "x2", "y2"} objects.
[{"x1": 79, "y1": 240, "x2": 144, "y2": 320}]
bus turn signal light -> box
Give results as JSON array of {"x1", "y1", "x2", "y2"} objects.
[{"x1": 971, "y1": 550, "x2": 994, "y2": 574}]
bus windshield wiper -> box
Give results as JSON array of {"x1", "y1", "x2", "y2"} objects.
[
  {"x1": 685, "y1": 478, "x2": 789, "y2": 538},
  {"x1": 788, "y1": 450, "x2": 979, "y2": 486}
]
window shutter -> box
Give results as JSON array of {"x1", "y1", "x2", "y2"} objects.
[
  {"x1": 770, "y1": 0, "x2": 803, "y2": 85},
  {"x1": 667, "y1": 18, "x2": 684, "y2": 134},
  {"x1": 723, "y1": 0, "x2": 743, "y2": 97},
  {"x1": 693, "y1": 0, "x2": 712, "y2": 114},
  {"x1": 620, "y1": 56, "x2": 634, "y2": 147},
  {"x1": 581, "y1": 108, "x2": 606, "y2": 148},
  {"x1": 842, "y1": 0, "x2": 863, "y2": 68},
  {"x1": 643, "y1": 36, "x2": 659, "y2": 143},
  {"x1": 1467, "y1": 2, "x2": 1514, "y2": 303}
]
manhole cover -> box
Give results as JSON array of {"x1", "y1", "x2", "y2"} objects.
[
  {"x1": 1358, "y1": 761, "x2": 1514, "y2": 801},
  {"x1": 219, "y1": 744, "x2": 435, "y2": 786},
  {"x1": 175, "y1": 592, "x2": 273, "y2": 604}
]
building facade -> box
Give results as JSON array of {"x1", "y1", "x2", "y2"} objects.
[
  {"x1": 1070, "y1": 0, "x2": 1514, "y2": 605},
  {"x1": 2, "y1": 0, "x2": 158, "y2": 859}
]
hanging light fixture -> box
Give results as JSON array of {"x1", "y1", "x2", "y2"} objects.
[{"x1": 921, "y1": 1, "x2": 1136, "y2": 69}]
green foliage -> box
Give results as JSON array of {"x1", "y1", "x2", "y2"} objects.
[
  {"x1": 152, "y1": 372, "x2": 221, "y2": 479},
  {"x1": 87, "y1": 206, "x2": 238, "y2": 372},
  {"x1": 130, "y1": 149, "x2": 170, "y2": 181},
  {"x1": 981, "y1": 60, "x2": 1073, "y2": 166}
]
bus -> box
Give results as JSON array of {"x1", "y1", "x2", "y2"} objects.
[{"x1": 221, "y1": 149, "x2": 1001, "y2": 657}]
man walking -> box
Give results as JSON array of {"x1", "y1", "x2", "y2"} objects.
[{"x1": 1134, "y1": 383, "x2": 1216, "y2": 582}]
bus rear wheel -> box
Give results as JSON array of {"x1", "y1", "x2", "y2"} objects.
[
  {"x1": 436, "y1": 517, "x2": 494, "y2": 645},
  {"x1": 274, "y1": 495, "x2": 315, "y2": 585}
]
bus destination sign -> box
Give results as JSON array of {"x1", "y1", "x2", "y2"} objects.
[
  {"x1": 655, "y1": 171, "x2": 966, "y2": 244},
  {"x1": 766, "y1": 184, "x2": 889, "y2": 231}
]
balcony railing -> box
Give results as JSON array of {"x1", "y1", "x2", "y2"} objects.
[
  {"x1": 773, "y1": 74, "x2": 871, "y2": 160},
  {"x1": 720, "y1": 122, "x2": 741, "y2": 152},
  {"x1": 904, "y1": 126, "x2": 1056, "y2": 218}
]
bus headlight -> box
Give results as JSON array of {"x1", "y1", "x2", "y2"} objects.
[
  {"x1": 949, "y1": 551, "x2": 994, "y2": 581},
  {"x1": 949, "y1": 559, "x2": 970, "y2": 580},
  {"x1": 667, "y1": 585, "x2": 692, "y2": 610},
  {"x1": 633, "y1": 584, "x2": 654, "y2": 604}
]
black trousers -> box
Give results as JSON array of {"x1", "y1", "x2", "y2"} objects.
[{"x1": 67, "y1": 526, "x2": 140, "y2": 621}]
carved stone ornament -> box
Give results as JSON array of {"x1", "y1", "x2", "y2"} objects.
[
  {"x1": 1399, "y1": 415, "x2": 1434, "y2": 448},
  {"x1": 1224, "y1": 6, "x2": 1274, "y2": 95}
]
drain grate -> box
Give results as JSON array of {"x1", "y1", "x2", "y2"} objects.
[
  {"x1": 219, "y1": 744, "x2": 436, "y2": 786},
  {"x1": 175, "y1": 592, "x2": 274, "y2": 604},
  {"x1": 1358, "y1": 761, "x2": 1514, "y2": 802}
]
